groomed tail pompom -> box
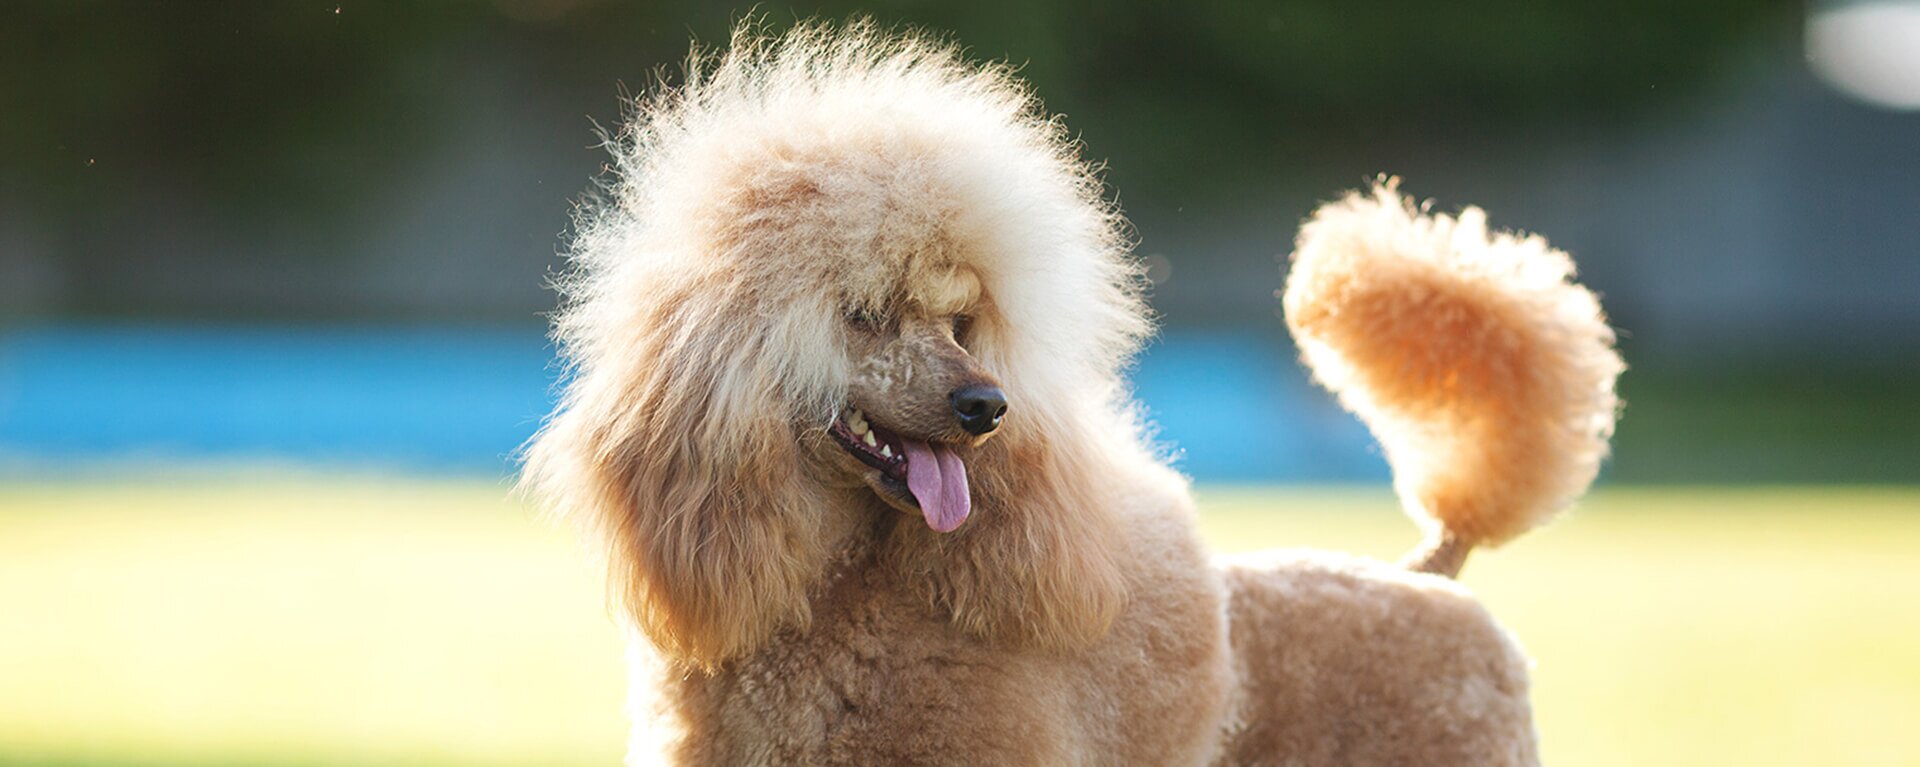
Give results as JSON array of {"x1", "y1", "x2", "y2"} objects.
[{"x1": 1283, "y1": 179, "x2": 1623, "y2": 577}]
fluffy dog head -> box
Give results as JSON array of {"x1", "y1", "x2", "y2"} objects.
[{"x1": 522, "y1": 22, "x2": 1150, "y2": 668}]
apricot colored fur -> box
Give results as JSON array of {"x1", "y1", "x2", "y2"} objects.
[
  {"x1": 1286, "y1": 181, "x2": 1624, "y2": 570},
  {"x1": 522, "y1": 21, "x2": 1618, "y2": 766}
]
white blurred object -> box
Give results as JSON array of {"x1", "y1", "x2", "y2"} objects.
[{"x1": 1808, "y1": 0, "x2": 1920, "y2": 110}]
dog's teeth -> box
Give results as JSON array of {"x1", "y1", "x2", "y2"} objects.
[
  {"x1": 852, "y1": 420, "x2": 869, "y2": 436},
  {"x1": 863, "y1": 432, "x2": 877, "y2": 447},
  {"x1": 879, "y1": 444, "x2": 892, "y2": 458}
]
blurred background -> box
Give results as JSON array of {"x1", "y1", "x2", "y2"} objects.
[{"x1": 1, "y1": 2, "x2": 1916, "y2": 766}]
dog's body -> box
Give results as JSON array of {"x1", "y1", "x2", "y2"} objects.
[
  {"x1": 629, "y1": 531, "x2": 1537, "y2": 766},
  {"x1": 526, "y1": 23, "x2": 1618, "y2": 766}
]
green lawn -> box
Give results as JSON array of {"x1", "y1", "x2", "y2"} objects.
[{"x1": 2, "y1": 478, "x2": 1916, "y2": 767}]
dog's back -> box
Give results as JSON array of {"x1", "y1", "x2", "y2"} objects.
[{"x1": 1216, "y1": 552, "x2": 1539, "y2": 767}]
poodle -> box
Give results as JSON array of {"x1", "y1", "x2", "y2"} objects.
[{"x1": 522, "y1": 22, "x2": 1622, "y2": 766}]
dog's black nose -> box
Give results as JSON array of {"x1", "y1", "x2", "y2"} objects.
[{"x1": 949, "y1": 385, "x2": 1008, "y2": 436}]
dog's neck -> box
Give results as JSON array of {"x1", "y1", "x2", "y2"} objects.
[
  {"x1": 818, "y1": 494, "x2": 901, "y2": 583},
  {"x1": 792, "y1": 441, "x2": 1134, "y2": 657}
]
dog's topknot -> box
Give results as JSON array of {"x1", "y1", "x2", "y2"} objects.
[
  {"x1": 1284, "y1": 179, "x2": 1624, "y2": 575},
  {"x1": 553, "y1": 17, "x2": 1149, "y2": 412}
]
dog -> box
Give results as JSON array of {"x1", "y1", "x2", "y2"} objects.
[{"x1": 522, "y1": 21, "x2": 1622, "y2": 766}]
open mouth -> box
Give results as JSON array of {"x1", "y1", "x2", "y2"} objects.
[{"x1": 829, "y1": 407, "x2": 971, "y2": 532}]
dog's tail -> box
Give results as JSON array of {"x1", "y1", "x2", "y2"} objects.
[{"x1": 1282, "y1": 178, "x2": 1623, "y2": 578}]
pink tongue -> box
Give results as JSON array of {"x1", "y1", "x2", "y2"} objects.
[{"x1": 900, "y1": 439, "x2": 970, "y2": 532}]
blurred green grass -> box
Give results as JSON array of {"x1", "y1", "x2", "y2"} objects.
[{"x1": 2, "y1": 479, "x2": 1916, "y2": 767}]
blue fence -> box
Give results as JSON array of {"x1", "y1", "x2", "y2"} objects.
[{"x1": 0, "y1": 325, "x2": 1385, "y2": 482}]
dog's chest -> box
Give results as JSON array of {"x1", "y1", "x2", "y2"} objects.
[
  {"x1": 639, "y1": 526, "x2": 1238, "y2": 766},
  {"x1": 652, "y1": 573, "x2": 1080, "y2": 765}
]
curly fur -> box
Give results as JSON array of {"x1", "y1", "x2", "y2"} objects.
[
  {"x1": 522, "y1": 20, "x2": 1619, "y2": 766},
  {"x1": 1285, "y1": 180, "x2": 1625, "y2": 574}
]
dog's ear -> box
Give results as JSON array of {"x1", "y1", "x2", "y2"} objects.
[
  {"x1": 889, "y1": 408, "x2": 1131, "y2": 650},
  {"x1": 523, "y1": 301, "x2": 831, "y2": 669}
]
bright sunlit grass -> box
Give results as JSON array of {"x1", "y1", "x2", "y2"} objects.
[{"x1": 2, "y1": 478, "x2": 1916, "y2": 767}]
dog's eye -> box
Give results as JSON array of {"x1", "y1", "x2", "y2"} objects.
[
  {"x1": 846, "y1": 307, "x2": 884, "y2": 329},
  {"x1": 951, "y1": 314, "x2": 974, "y2": 342}
]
